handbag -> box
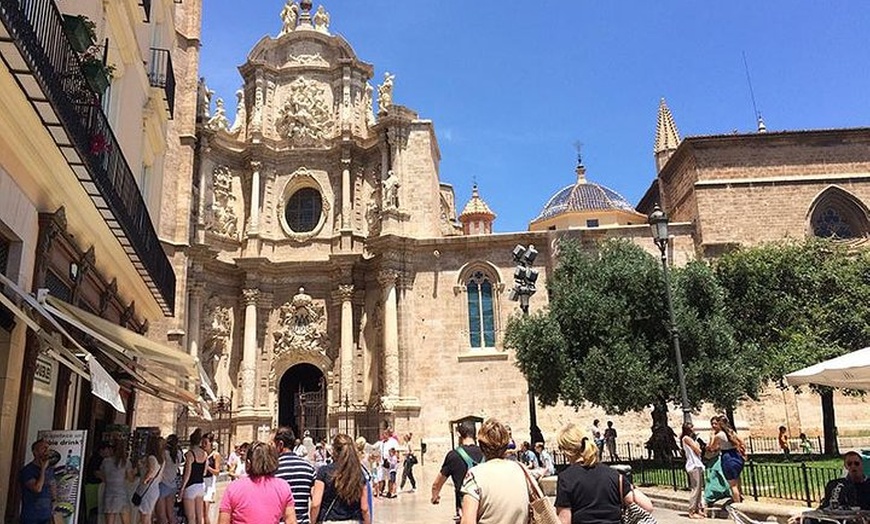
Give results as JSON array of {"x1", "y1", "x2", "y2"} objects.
[
  {"x1": 519, "y1": 463, "x2": 560, "y2": 524},
  {"x1": 132, "y1": 461, "x2": 163, "y2": 506},
  {"x1": 619, "y1": 474, "x2": 657, "y2": 524}
]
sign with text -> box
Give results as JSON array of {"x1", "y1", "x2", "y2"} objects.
[{"x1": 37, "y1": 429, "x2": 87, "y2": 524}]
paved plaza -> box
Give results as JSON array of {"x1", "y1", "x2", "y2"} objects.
[{"x1": 371, "y1": 463, "x2": 704, "y2": 524}]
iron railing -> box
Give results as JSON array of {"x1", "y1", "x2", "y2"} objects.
[
  {"x1": 747, "y1": 435, "x2": 824, "y2": 455},
  {"x1": 0, "y1": 0, "x2": 176, "y2": 314},
  {"x1": 148, "y1": 47, "x2": 175, "y2": 118},
  {"x1": 140, "y1": 0, "x2": 151, "y2": 22}
]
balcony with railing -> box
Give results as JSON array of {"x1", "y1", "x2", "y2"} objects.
[
  {"x1": 148, "y1": 47, "x2": 175, "y2": 118},
  {"x1": 0, "y1": 0, "x2": 176, "y2": 315},
  {"x1": 140, "y1": 0, "x2": 152, "y2": 22}
]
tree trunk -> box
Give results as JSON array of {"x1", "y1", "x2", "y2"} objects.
[
  {"x1": 820, "y1": 388, "x2": 839, "y2": 456},
  {"x1": 725, "y1": 407, "x2": 735, "y2": 429},
  {"x1": 646, "y1": 400, "x2": 679, "y2": 461}
]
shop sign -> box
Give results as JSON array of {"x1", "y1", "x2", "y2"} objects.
[
  {"x1": 37, "y1": 429, "x2": 87, "y2": 524},
  {"x1": 34, "y1": 356, "x2": 53, "y2": 385}
]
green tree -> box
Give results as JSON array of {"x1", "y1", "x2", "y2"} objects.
[
  {"x1": 506, "y1": 239, "x2": 760, "y2": 457},
  {"x1": 715, "y1": 239, "x2": 870, "y2": 454}
]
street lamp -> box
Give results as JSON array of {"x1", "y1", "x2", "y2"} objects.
[
  {"x1": 344, "y1": 393, "x2": 351, "y2": 436},
  {"x1": 509, "y1": 244, "x2": 544, "y2": 444},
  {"x1": 648, "y1": 205, "x2": 692, "y2": 425}
]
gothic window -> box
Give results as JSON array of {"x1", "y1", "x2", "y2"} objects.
[
  {"x1": 285, "y1": 188, "x2": 323, "y2": 233},
  {"x1": 466, "y1": 270, "x2": 496, "y2": 348},
  {"x1": 808, "y1": 187, "x2": 870, "y2": 240}
]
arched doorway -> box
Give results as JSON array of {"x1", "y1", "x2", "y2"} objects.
[{"x1": 279, "y1": 363, "x2": 327, "y2": 441}]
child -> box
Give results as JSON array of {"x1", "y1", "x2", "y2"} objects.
[
  {"x1": 778, "y1": 426, "x2": 791, "y2": 460},
  {"x1": 799, "y1": 433, "x2": 813, "y2": 454},
  {"x1": 387, "y1": 447, "x2": 399, "y2": 498}
]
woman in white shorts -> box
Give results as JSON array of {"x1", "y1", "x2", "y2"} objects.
[
  {"x1": 201, "y1": 434, "x2": 221, "y2": 524},
  {"x1": 180, "y1": 429, "x2": 207, "y2": 524}
]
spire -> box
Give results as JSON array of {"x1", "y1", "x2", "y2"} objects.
[
  {"x1": 654, "y1": 98, "x2": 681, "y2": 154},
  {"x1": 757, "y1": 113, "x2": 767, "y2": 133},
  {"x1": 654, "y1": 98, "x2": 681, "y2": 173},
  {"x1": 459, "y1": 184, "x2": 496, "y2": 235}
]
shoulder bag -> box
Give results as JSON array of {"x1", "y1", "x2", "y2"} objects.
[
  {"x1": 519, "y1": 463, "x2": 560, "y2": 524},
  {"x1": 132, "y1": 461, "x2": 164, "y2": 506},
  {"x1": 619, "y1": 474, "x2": 657, "y2": 524}
]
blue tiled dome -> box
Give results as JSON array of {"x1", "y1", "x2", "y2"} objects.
[{"x1": 533, "y1": 166, "x2": 636, "y2": 222}]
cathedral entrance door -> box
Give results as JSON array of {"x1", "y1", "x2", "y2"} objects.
[{"x1": 279, "y1": 363, "x2": 327, "y2": 441}]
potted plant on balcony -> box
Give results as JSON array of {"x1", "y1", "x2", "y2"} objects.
[
  {"x1": 62, "y1": 14, "x2": 97, "y2": 53},
  {"x1": 80, "y1": 50, "x2": 115, "y2": 95}
]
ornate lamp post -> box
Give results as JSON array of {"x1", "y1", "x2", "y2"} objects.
[
  {"x1": 509, "y1": 244, "x2": 545, "y2": 444},
  {"x1": 648, "y1": 205, "x2": 691, "y2": 425}
]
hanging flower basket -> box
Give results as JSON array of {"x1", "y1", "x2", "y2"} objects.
[
  {"x1": 62, "y1": 15, "x2": 96, "y2": 54},
  {"x1": 89, "y1": 133, "x2": 111, "y2": 156}
]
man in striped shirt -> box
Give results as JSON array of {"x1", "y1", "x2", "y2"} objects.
[{"x1": 274, "y1": 427, "x2": 316, "y2": 524}]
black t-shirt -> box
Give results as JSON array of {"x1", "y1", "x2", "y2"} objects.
[
  {"x1": 439, "y1": 444, "x2": 484, "y2": 509},
  {"x1": 555, "y1": 464, "x2": 633, "y2": 524},
  {"x1": 820, "y1": 477, "x2": 870, "y2": 510},
  {"x1": 314, "y1": 463, "x2": 364, "y2": 522}
]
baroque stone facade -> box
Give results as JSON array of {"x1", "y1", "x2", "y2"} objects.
[{"x1": 163, "y1": 2, "x2": 870, "y2": 457}]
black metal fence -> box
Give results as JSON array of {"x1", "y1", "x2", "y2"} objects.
[
  {"x1": 148, "y1": 47, "x2": 175, "y2": 118},
  {"x1": 746, "y1": 435, "x2": 825, "y2": 455},
  {"x1": 0, "y1": 0, "x2": 176, "y2": 313}
]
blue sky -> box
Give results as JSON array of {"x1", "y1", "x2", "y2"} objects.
[{"x1": 200, "y1": 2, "x2": 870, "y2": 233}]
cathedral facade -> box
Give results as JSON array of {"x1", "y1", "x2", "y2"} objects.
[{"x1": 148, "y1": 2, "x2": 870, "y2": 459}]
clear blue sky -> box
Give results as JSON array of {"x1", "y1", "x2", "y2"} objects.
[{"x1": 200, "y1": 2, "x2": 870, "y2": 233}]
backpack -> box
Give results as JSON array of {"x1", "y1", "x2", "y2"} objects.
[{"x1": 456, "y1": 446, "x2": 483, "y2": 469}]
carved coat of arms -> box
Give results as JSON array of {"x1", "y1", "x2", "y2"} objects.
[
  {"x1": 276, "y1": 77, "x2": 334, "y2": 147},
  {"x1": 273, "y1": 287, "x2": 328, "y2": 356}
]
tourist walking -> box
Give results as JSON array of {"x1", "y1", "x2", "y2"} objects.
[
  {"x1": 275, "y1": 427, "x2": 316, "y2": 524},
  {"x1": 431, "y1": 421, "x2": 485, "y2": 521},
  {"x1": 778, "y1": 426, "x2": 791, "y2": 460},
  {"x1": 19, "y1": 438, "x2": 55, "y2": 524},
  {"x1": 590, "y1": 419, "x2": 605, "y2": 461},
  {"x1": 458, "y1": 418, "x2": 529, "y2": 524},
  {"x1": 156, "y1": 434, "x2": 182, "y2": 524},
  {"x1": 100, "y1": 438, "x2": 135, "y2": 524},
  {"x1": 399, "y1": 432, "x2": 417, "y2": 492},
  {"x1": 202, "y1": 434, "x2": 222, "y2": 524},
  {"x1": 309, "y1": 433, "x2": 371, "y2": 524},
  {"x1": 604, "y1": 421, "x2": 620, "y2": 462},
  {"x1": 218, "y1": 441, "x2": 297, "y2": 524},
  {"x1": 355, "y1": 437, "x2": 374, "y2": 523},
  {"x1": 133, "y1": 435, "x2": 164, "y2": 524},
  {"x1": 555, "y1": 423, "x2": 654, "y2": 524},
  {"x1": 681, "y1": 422, "x2": 706, "y2": 519},
  {"x1": 707, "y1": 415, "x2": 745, "y2": 503},
  {"x1": 181, "y1": 429, "x2": 208, "y2": 524}
]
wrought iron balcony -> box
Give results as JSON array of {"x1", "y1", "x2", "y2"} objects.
[
  {"x1": 148, "y1": 47, "x2": 175, "y2": 118},
  {"x1": 0, "y1": 0, "x2": 176, "y2": 315}
]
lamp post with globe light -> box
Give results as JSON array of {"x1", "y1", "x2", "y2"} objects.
[
  {"x1": 509, "y1": 243, "x2": 545, "y2": 444},
  {"x1": 648, "y1": 204, "x2": 692, "y2": 425}
]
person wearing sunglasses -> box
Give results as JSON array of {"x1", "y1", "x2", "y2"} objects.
[{"x1": 818, "y1": 452, "x2": 870, "y2": 511}]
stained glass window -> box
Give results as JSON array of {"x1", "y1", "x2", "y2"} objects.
[
  {"x1": 467, "y1": 271, "x2": 495, "y2": 348},
  {"x1": 812, "y1": 206, "x2": 855, "y2": 239}
]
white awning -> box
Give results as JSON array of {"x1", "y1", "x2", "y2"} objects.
[
  {"x1": 785, "y1": 347, "x2": 870, "y2": 390},
  {"x1": 41, "y1": 295, "x2": 199, "y2": 408},
  {"x1": 0, "y1": 273, "x2": 124, "y2": 411}
]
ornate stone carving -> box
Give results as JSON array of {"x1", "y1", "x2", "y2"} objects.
[
  {"x1": 203, "y1": 298, "x2": 234, "y2": 399},
  {"x1": 230, "y1": 88, "x2": 246, "y2": 135},
  {"x1": 378, "y1": 72, "x2": 395, "y2": 110},
  {"x1": 273, "y1": 287, "x2": 329, "y2": 357},
  {"x1": 382, "y1": 170, "x2": 399, "y2": 210},
  {"x1": 334, "y1": 284, "x2": 354, "y2": 302},
  {"x1": 377, "y1": 270, "x2": 398, "y2": 288},
  {"x1": 279, "y1": 1, "x2": 298, "y2": 35},
  {"x1": 364, "y1": 83, "x2": 375, "y2": 127},
  {"x1": 243, "y1": 288, "x2": 260, "y2": 305},
  {"x1": 209, "y1": 166, "x2": 239, "y2": 239},
  {"x1": 239, "y1": 364, "x2": 257, "y2": 407},
  {"x1": 197, "y1": 77, "x2": 214, "y2": 121},
  {"x1": 249, "y1": 84, "x2": 264, "y2": 134},
  {"x1": 313, "y1": 5, "x2": 330, "y2": 33},
  {"x1": 286, "y1": 53, "x2": 328, "y2": 67},
  {"x1": 276, "y1": 77, "x2": 334, "y2": 147},
  {"x1": 206, "y1": 98, "x2": 230, "y2": 132}
]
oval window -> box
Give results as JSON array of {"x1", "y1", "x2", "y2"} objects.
[{"x1": 284, "y1": 187, "x2": 323, "y2": 233}]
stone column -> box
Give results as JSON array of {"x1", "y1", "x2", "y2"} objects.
[
  {"x1": 341, "y1": 158, "x2": 351, "y2": 229},
  {"x1": 378, "y1": 270, "x2": 399, "y2": 398},
  {"x1": 248, "y1": 161, "x2": 261, "y2": 236},
  {"x1": 187, "y1": 283, "x2": 204, "y2": 361},
  {"x1": 333, "y1": 284, "x2": 355, "y2": 399},
  {"x1": 239, "y1": 288, "x2": 259, "y2": 411}
]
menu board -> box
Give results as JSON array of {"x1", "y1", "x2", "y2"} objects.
[{"x1": 37, "y1": 430, "x2": 87, "y2": 524}]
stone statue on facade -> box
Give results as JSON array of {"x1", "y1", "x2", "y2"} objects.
[
  {"x1": 364, "y1": 83, "x2": 375, "y2": 127},
  {"x1": 383, "y1": 170, "x2": 399, "y2": 209},
  {"x1": 197, "y1": 77, "x2": 214, "y2": 121},
  {"x1": 313, "y1": 5, "x2": 330, "y2": 33},
  {"x1": 249, "y1": 86, "x2": 263, "y2": 134},
  {"x1": 276, "y1": 77, "x2": 333, "y2": 146},
  {"x1": 377, "y1": 72, "x2": 395, "y2": 111},
  {"x1": 230, "y1": 88, "x2": 246, "y2": 135},
  {"x1": 280, "y1": 1, "x2": 298, "y2": 35},
  {"x1": 273, "y1": 287, "x2": 329, "y2": 356},
  {"x1": 204, "y1": 301, "x2": 234, "y2": 399},
  {"x1": 206, "y1": 98, "x2": 230, "y2": 132},
  {"x1": 209, "y1": 165, "x2": 238, "y2": 239}
]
